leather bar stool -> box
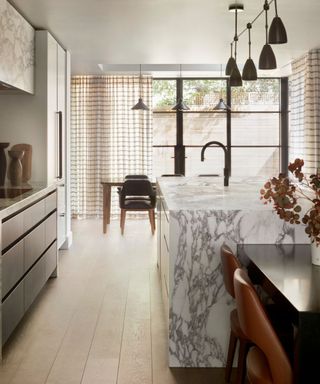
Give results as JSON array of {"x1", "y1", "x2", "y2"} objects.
[
  {"x1": 234, "y1": 268, "x2": 293, "y2": 384},
  {"x1": 220, "y1": 244, "x2": 250, "y2": 384}
]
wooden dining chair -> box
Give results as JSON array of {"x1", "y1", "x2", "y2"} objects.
[
  {"x1": 233, "y1": 268, "x2": 293, "y2": 384},
  {"x1": 220, "y1": 244, "x2": 250, "y2": 384},
  {"x1": 119, "y1": 179, "x2": 156, "y2": 235}
]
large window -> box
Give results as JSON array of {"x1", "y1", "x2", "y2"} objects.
[{"x1": 152, "y1": 78, "x2": 287, "y2": 179}]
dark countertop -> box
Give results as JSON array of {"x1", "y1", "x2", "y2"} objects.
[
  {"x1": 238, "y1": 244, "x2": 320, "y2": 313},
  {"x1": 0, "y1": 183, "x2": 57, "y2": 219}
]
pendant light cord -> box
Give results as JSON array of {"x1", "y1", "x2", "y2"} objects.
[
  {"x1": 264, "y1": 0, "x2": 269, "y2": 44},
  {"x1": 274, "y1": 0, "x2": 278, "y2": 16},
  {"x1": 234, "y1": 8, "x2": 239, "y2": 62},
  {"x1": 247, "y1": 23, "x2": 252, "y2": 58},
  {"x1": 139, "y1": 64, "x2": 142, "y2": 98},
  {"x1": 234, "y1": 0, "x2": 274, "y2": 41}
]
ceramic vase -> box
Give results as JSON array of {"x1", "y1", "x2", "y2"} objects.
[
  {"x1": 311, "y1": 242, "x2": 320, "y2": 266},
  {"x1": 0, "y1": 142, "x2": 10, "y2": 186},
  {"x1": 8, "y1": 150, "x2": 24, "y2": 186}
]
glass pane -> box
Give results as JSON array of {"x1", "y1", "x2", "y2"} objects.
[
  {"x1": 231, "y1": 147, "x2": 280, "y2": 178},
  {"x1": 185, "y1": 147, "x2": 225, "y2": 177},
  {"x1": 231, "y1": 79, "x2": 280, "y2": 111},
  {"x1": 152, "y1": 147, "x2": 175, "y2": 178},
  {"x1": 153, "y1": 80, "x2": 177, "y2": 111},
  {"x1": 183, "y1": 113, "x2": 226, "y2": 145},
  {"x1": 153, "y1": 113, "x2": 176, "y2": 145},
  {"x1": 183, "y1": 79, "x2": 228, "y2": 111},
  {"x1": 185, "y1": 147, "x2": 280, "y2": 178},
  {"x1": 232, "y1": 113, "x2": 280, "y2": 146}
]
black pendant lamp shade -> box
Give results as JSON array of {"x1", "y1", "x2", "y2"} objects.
[
  {"x1": 172, "y1": 65, "x2": 190, "y2": 111},
  {"x1": 229, "y1": 5, "x2": 242, "y2": 87},
  {"x1": 214, "y1": 65, "x2": 231, "y2": 111},
  {"x1": 131, "y1": 64, "x2": 149, "y2": 111},
  {"x1": 269, "y1": 0, "x2": 287, "y2": 44},
  {"x1": 213, "y1": 98, "x2": 231, "y2": 111},
  {"x1": 259, "y1": 1, "x2": 277, "y2": 70},
  {"x1": 230, "y1": 63, "x2": 243, "y2": 87},
  {"x1": 172, "y1": 98, "x2": 190, "y2": 111},
  {"x1": 242, "y1": 23, "x2": 257, "y2": 81},
  {"x1": 132, "y1": 98, "x2": 149, "y2": 111},
  {"x1": 225, "y1": 43, "x2": 237, "y2": 76}
]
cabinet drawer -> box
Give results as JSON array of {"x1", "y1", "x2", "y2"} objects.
[
  {"x1": 24, "y1": 222, "x2": 46, "y2": 272},
  {"x1": 45, "y1": 213, "x2": 57, "y2": 246},
  {"x1": 24, "y1": 256, "x2": 46, "y2": 311},
  {"x1": 45, "y1": 241, "x2": 57, "y2": 280},
  {"x1": 23, "y1": 199, "x2": 45, "y2": 233},
  {"x1": 2, "y1": 213, "x2": 24, "y2": 250},
  {"x1": 2, "y1": 280, "x2": 24, "y2": 345},
  {"x1": 2, "y1": 240, "x2": 24, "y2": 299},
  {"x1": 45, "y1": 192, "x2": 57, "y2": 215}
]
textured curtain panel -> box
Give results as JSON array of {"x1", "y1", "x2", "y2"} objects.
[
  {"x1": 71, "y1": 76, "x2": 153, "y2": 218},
  {"x1": 290, "y1": 50, "x2": 320, "y2": 174}
]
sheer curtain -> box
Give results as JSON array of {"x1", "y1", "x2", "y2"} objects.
[
  {"x1": 71, "y1": 76, "x2": 153, "y2": 218},
  {"x1": 290, "y1": 49, "x2": 320, "y2": 174}
]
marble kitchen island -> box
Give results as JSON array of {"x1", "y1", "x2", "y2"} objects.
[{"x1": 157, "y1": 176, "x2": 309, "y2": 368}]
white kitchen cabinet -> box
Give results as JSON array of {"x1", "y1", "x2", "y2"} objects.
[
  {"x1": 0, "y1": 30, "x2": 71, "y2": 250},
  {"x1": 1, "y1": 189, "x2": 58, "y2": 346},
  {"x1": 34, "y1": 31, "x2": 68, "y2": 248}
]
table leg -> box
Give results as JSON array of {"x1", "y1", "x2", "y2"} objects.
[
  {"x1": 103, "y1": 185, "x2": 111, "y2": 233},
  {"x1": 107, "y1": 186, "x2": 111, "y2": 224}
]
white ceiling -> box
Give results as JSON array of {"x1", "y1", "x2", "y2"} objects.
[{"x1": 10, "y1": 0, "x2": 320, "y2": 76}]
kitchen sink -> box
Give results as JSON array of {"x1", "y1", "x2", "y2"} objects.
[{"x1": 0, "y1": 187, "x2": 33, "y2": 198}]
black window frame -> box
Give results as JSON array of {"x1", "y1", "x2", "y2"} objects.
[{"x1": 152, "y1": 76, "x2": 289, "y2": 176}]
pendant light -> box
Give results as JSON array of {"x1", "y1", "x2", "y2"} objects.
[
  {"x1": 242, "y1": 23, "x2": 257, "y2": 81},
  {"x1": 269, "y1": 0, "x2": 287, "y2": 44},
  {"x1": 172, "y1": 65, "x2": 190, "y2": 111},
  {"x1": 225, "y1": 43, "x2": 237, "y2": 76},
  {"x1": 131, "y1": 64, "x2": 149, "y2": 111},
  {"x1": 214, "y1": 65, "x2": 231, "y2": 111},
  {"x1": 259, "y1": 0, "x2": 277, "y2": 70},
  {"x1": 229, "y1": 3, "x2": 242, "y2": 87}
]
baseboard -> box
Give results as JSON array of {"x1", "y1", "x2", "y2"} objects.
[{"x1": 60, "y1": 231, "x2": 73, "y2": 249}]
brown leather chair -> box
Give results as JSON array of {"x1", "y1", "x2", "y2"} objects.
[
  {"x1": 119, "y1": 179, "x2": 156, "y2": 235},
  {"x1": 220, "y1": 244, "x2": 250, "y2": 384},
  {"x1": 233, "y1": 268, "x2": 293, "y2": 384}
]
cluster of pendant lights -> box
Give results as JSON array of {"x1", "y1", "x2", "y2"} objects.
[
  {"x1": 132, "y1": 0, "x2": 287, "y2": 111},
  {"x1": 226, "y1": 0, "x2": 287, "y2": 87},
  {"x1": 132, "y1": 63, "x2": 191, "y2": 111}
]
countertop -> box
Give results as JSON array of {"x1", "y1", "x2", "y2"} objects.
[
  {"x1": 157, "y1": 176, "x2": 272, "y2": 211},
  {"x1": 0, "y1": 183, "x2": 57, "y2": 219}
]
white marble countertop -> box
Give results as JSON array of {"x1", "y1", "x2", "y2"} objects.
[
  {"x1": 157, "y1": 176, "x2": 273, "y2": 211},
  {"x1": 0, "y1": 183, "x2": 57, "y2": 219}
]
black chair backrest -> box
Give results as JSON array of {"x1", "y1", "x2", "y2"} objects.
[
  {"x1": 125, "y1": 175, "x2": 149, "y2": 180},
  {"x1": 161, "y1": 174, "x2": 184, "y2": 177},
  {"x1": 121, "y1": 179, "x2": 154, "y2": 197}
]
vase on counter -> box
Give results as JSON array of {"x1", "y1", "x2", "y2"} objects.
[
  {"x1": 8, "y1": 149, "x2": 25, "y2": 186},
  {"x1": 311, "y1": 242, "x2": 320, "y2": 266},
  {"x1": 0, "y1": 142, "x2": 10, "y2": 186}
]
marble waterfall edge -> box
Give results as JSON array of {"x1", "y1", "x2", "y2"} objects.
[{"x1": 168, "y1": 208, "x2": 308, "y2": 367}]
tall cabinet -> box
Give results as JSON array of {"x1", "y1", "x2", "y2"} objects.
[
  {"x1": 0, "y1": 30, "x2": 71, "y2": 249},
  {"x1": 36, "y1": 31, "x2": 68, "y2": 249}
]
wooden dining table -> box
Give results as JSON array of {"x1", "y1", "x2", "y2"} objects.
[
  {"x1": 101, "y1": 178, "x2": 125, "y2": 233},
  {"x1": 101, "y1": 178, "x2": 156, "y2": 233},
  {"x1": 238, "y1": 244, "x2": 320, "y2": 384}
]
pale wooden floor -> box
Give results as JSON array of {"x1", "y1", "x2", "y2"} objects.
[{"x1": 0, "y1": 219, "x2": 225, "y2": 384}]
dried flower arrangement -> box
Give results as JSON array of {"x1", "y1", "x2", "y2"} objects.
[{"x1": 260, "y1": 158, "x2": 320, "y2": 244}]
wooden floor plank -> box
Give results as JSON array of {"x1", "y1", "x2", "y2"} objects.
[{"x1": 0, "y1": 219, "x2": 222, "y2": 384}]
